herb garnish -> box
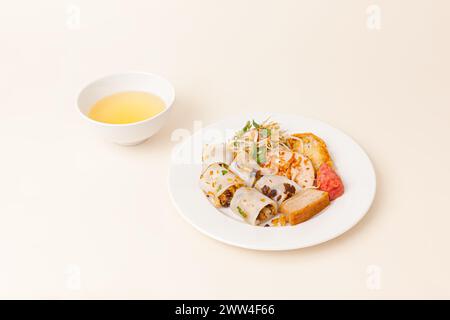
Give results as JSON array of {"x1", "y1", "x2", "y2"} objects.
[
  {"x1": 256, "y1": 147, "x2": 267, "y2": 165},
  {"x1": 237, "y1": 206, "x2": 247, "y2": 218},
  {"x1": 242, "y1": 121, "x2": 252, "y2": 133}
]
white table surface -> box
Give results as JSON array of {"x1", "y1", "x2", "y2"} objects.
[{"x1": 1, "y1": 0, "x2": 449, "y2": 299}]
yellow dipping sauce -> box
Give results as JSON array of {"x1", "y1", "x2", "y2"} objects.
[{"x1": 88, "y1": 91, "x2": 165, "y2": 124}]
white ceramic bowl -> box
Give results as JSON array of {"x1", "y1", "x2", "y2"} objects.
[{"x1": 77, "y1": 72, "x2": 175, "y2": 146}]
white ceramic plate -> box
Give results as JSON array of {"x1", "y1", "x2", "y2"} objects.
[{"x1": 168, "y1": 113, "x2": 376, "y2": 251}]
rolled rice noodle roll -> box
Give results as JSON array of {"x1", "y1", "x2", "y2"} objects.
[
  {"x1": 230, "y1": 187, "x2": 278, "y2": 226},
  {"x1": 254, "y1": 175, "x2": 301, "y2": 206},
  {"x1": 199, "y1": 163, "x2": 243, "y2": 207}
]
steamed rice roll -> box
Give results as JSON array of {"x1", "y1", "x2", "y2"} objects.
[
  {"x1": 230, "y1": 187, "x2": 277, "y2": 226},
  {"x1": 254, "y1": 175, "x2": 301, "y2": 205},
  {"x1": 199, "y1": 163, "x2": 243, "y2": 207}
]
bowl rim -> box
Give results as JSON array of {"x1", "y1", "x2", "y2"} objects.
[{"x1": 77, "y1": 71, "x2": 175, "y2": 127}]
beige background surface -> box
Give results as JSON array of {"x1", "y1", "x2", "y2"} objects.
[{"x1": 0, "y1": 0, "x2": 449, "y2": 299}]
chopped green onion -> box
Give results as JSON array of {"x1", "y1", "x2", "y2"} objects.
[
  {"x1": 251, "y1": 143, "x2": 258, "y2": 160},
  {"x1": 237, "y1": 206, "x2": 247, "y2": 218},
  {"x1": 259, "y1": 128, "x2": 269, "y2": 138},
  {"x1": 252, "y1": 120, "x2": 260, "y2": 129},
  {"x1": 221, "y1": 170, "x2": 228, "y2": 175},
  {"x1": 216, "y1": 185, "x2": 222, "y2": 192},
  {"x1": 256, "y1": 146, "x2": 267, "y2": 165},
  {"x1": 242, "y1": 121, "x2": 252, "y2": 133}
]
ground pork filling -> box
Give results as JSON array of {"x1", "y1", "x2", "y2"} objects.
[
  {"x1": 218, "y1": 185, "x2": 237, "y2": 207},
  {"x1": 256, "y1": 204, "x2": 276, "y2": 225}
]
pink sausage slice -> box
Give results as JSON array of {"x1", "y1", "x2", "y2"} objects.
[{"x1": 317, "y1": 163, "x2": 344, "y2": 201}]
